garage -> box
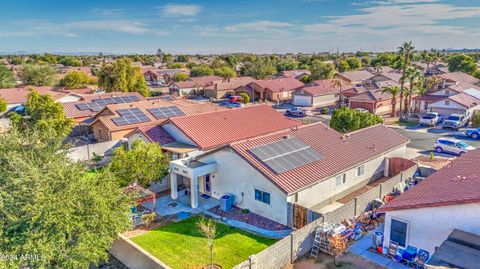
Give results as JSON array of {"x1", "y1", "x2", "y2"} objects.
[
  {"x1": 429, "y1": 107, "x2": 466, "y2": 118},
  {"x1": 293, "y1": 95, "x2": 312, "y2": 107}
]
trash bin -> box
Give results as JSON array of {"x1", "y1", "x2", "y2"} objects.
[
  {"x1": 373, "y1": 231, "x2": 384, "y2": 248},
  {"x1": 220, "y1": 194, "x2": 235, "y2": 211}
]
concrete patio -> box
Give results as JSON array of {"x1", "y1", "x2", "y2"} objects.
[
  {"x1": 348, "y1": 223, "x2": 408, "y2": 269},
  {"x1": 142, "y1": 190, "x2": 219, "y2": 217}
]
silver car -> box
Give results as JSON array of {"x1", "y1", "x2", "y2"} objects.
[{"x1": 433, "y1": 138, "x2": 475, "y2": 156}]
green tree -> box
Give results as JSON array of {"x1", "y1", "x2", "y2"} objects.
[
  {"x1": 404, "y1": 67, "x2": 423, "y2": 117},
  {"x1": 337, "y1": 60, "x2": 350, "y2": 72},
  {"x1": 98, "y1": 58, "x2": 150, "y2": 96},
  {"x1": 448, "y1": 54, "x2": 476, "y2": 73},
  {"x1": 361, "y1": 56, "x2": 371, "y2": 67},
  {"x1": 10, "y1": 90, "x2": 74, "y2": 140},
  {"x1": 0, "y1": 97, "x2": 7, "y2": 112},
  {"x1": 471, "y1": 113, "x2": 480, "y2": 128},
  {"x1": 61, "y1": 71, "x2": 95, "y2": 89},
  {"x1": 276, "y1": 58, "x2": 299, "y2": 71},
  {"x1": 0, "y1": 65, "x2": 16, "y2": 88},
  {"x1": 167, "y1": 62, "x2": 186, "y2": 69},
  {"x1": 309, "y1": 60, "x2": 335, "y2": 80},
  {"x1": 0, "y1": 130, "x2": 131, "y2": 269},
  {"x1": 330, "y1": 107, "x2": 384, "y2": 133},
  {"x1": 458, "y1": 60, "x2": 478, "y2": 75},
  {"x1": 346, "y1": 57, "x2": 362, "y2": 70},
  {"x1": 59, "y1": 56, "x2": 82, "y2": 67},
  {"x1": 378, "y1": 85, "x2": 401, "y2": 117},
  {"x1": 42, "y1": 53, "x2": 58, "y2": 64},
  {"x1": 398, "y1": 41, "x2": 415, "y2": 120},
  {"x1": 241, "y1": 58, "x2": 277, "y2": 79},
  {"x1": 19, "y1": 64, "x2": 57, "y2": 86},
  {"x1": 190, "y1": 65, "x2": 214, "y2": 77},
  {"x1": 240, "y1": 92, "x2": 250, "y2": 104},
  {"x1": 172, "y1": 72, "x2": 189, "y2": 82},
  {"x1": 213, "y1": 66, "x2": 236, "y2": 79},
  {"x1": 109, "y1": 139, "x2": 170, "y2": 188}
]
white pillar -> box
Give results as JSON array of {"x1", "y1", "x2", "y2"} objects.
[
  {"x1": 170, "y1": 172, "x2": 178, "y2": 199},
  {"x1": 384, "y1": 157, "x2": 390, "y2": 177},
  {"x1": 191, "y1": 175, "x2": 199, "y2": 209}
]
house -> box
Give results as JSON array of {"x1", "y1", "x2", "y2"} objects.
[
  {"x1": 380, "y1": 149, "x2": 480, "y2": 259},
  {"x1": 277, "y1": 69, "x2": 311, "y2": 80},
  {"x1": 412, "y1": 83, "x2": 480, "y2": 113},
  {"x1": 152, "y1": 105, "x2": 408, "y2": 225},
  {"x1": 348, "y1": 90, "x2": 399, "y2": 115},
  {"x1": 203, "y1": 76, "x2": 254, "y2": 99},
  {"x1": 438, "y1": 72, "x2": 480, "y2": 88},
  {"x1": 335, "y1": 69, "x2": 376, "y2": 86},
  {"x1": 143, "y1": 68, "x2": 190, "y2": 86},
  {"x1": 428, "y1": 89, "x2": 480, "y2": 117},
  {"x1": 412, "y1": 62, "x2": 449, "y2": 76},
  {"x1": 235, "y1": 78, "x2": 304, "y2": 102},
  {"x1": 170, "y1": 76, "x2": 223, "y2": 97},
  {"x1": 0, "y1": 86, "x2": 81, "y2": 110},
  {"x1": 292, "y1": 79, "x2": 341, "y2": 107},
  {"x1": 89, "y1": 99, "x2": 225, "y2": 142}
]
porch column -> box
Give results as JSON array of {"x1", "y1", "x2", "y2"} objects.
[
  {"x1": 170, "y1": 172, "x2": 178, "y2": 200},
  {"x1": 384, "y1": 157, "x2": 390, "y2": 177},
  {"x1": 190, "y1": 175, "x2": 199, "y2": 209}
]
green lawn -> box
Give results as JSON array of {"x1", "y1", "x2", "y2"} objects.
[{"x1": 130, "y1": 216, "x2": 277, "y2": 269}]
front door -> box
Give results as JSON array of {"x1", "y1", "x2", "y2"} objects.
[
  {"x1": 204, "y1": 174, "x2": 211, "y2": 194},
  {"x1": 293, "y1": 204, "x2": 308, "y2": 229}
]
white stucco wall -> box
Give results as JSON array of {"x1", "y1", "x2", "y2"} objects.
[
  {"x1": 162, "y1": 123, "x2": 196, "y2": 146},
  {"x1": 57, "y1": 95, "x2": 82, "y2": 103},
  {"x1": 127, "y1": 132, "x2": 150, "y2": 148},
  {"x1": 198, "y1": 148, "x2": 289, "y2": 225},
  {"x1": 292, "y1": 145, "x2": 406, "y2": 209},
  {"x1": 429, "y1": 99, "x2": 465, "y2": 110},
  {"x1": 383, "y1": 203, "x2": 480, "y2": 255}
]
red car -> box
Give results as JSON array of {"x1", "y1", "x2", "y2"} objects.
[{"x1": 229, "y1": 96, "x2": 242, "y2": 102}]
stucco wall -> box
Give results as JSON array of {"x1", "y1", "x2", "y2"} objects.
[
  {"x1": 312, "y1": 93, "x2": 338, "y2": 106},
  {"x1": 198, "y1": 148, "x2": 289, "y2": 225},
  {"x1": 383, "y1": 203, "x2": 480, "y2": 254},
  {"x1": 162, "y1": 123, "x2": 196, "y2": 146}
]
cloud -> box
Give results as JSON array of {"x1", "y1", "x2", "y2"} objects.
[
  {"x1": 225, "y1": 21, "x2": 294, "y2": 32},
  {"x1": 67, "y1": 20, "x2": 147, "y2": 34},
  {"x1": 161, "y1": 4, "x2": 201, "y2": 17}
]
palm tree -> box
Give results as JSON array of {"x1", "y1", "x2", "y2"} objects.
[
  {"x1": 420, "y1": 50, "x2": 432, "y2": 71},
  {"x1": 425, "y1": 75, "x2": 443, "y2": 92},
  {"x1": 332, "y1": 79, "x2": 344, "y2": 108},
  {"x1": 398, "y1": 41, "x2": 415, "y2": 120},
  {"x1": 378, "y1": 85, "x2": 401, "y2": 117},
  {"x1": 405, "y1": 66, "x2": 423, "y2": 117}
]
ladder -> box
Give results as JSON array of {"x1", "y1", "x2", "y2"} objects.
[{"x1": 310, "y1": 228, "x2": 330, "y2": 257}]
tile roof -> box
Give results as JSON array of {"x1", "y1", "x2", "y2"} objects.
[
  {"x1": 173, "y1": 76, "x2": 223, "y2": 89},
  {"x1": 231, "y1": 123, "x2": 409, "y2": 194},
  {"x1": 135, "y1": 125, "x2": 176, "y2": 145},
  {"x1": 168, "y1": 105, "x2": 302, "y2": 150},
  {"x1": 253, "y1": 78, "x2": 305, "y2": 93},
  {"x1": 91, "y1": 99, "x2": 226, "y2": 132},
  {"x1": 205, "y1": 77, "x2": 254, "y2": 91},
  {"x1": 348, "y1": 90, "x2": 392, "y2": 102},
  {"x1": 295, "y1": 79, "x2": 340, "y2": 96},
  {"x1": 337, "y1": 69, "x2": 376, "y2": 82},
  {"x1": 62, "y1": 92, "x2": 145, "y2": 119},
  {"x1": 446, "y1": 82, "x2": 480, "y2": 93},
  {"x1": 278, "y1": 69, "x2": 311, "y2": 79},
  {"x1": 0, "y1": 86, "x2": 67, "y2": 104},
  {"x1": 448, "y1": 92, "x2": 480, "y2": 108},
  {"x1": 380, "y1": 149, "x2": 480, "y2": 212},
  {"x1": 440, "y1": 72, "x2": 480, "y2": 85}
]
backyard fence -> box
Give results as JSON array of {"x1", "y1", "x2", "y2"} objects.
[{"x1": 233, "y1": 163, "x2": 419, "y2": 269}]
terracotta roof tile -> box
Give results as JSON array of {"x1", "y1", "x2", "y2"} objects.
[
  {"x1": 169, "y1": 105, "x2": 302, "y2": 150},
  {"x1": 173, "y1": 76, "x2": 223, "y2": 89},
  {"x1": 278, "y1": 69, "x2": 311, "y2": 79},
  {"x1": 337, "y1": 69, "x2": 376, "y2": 82},
  {"x1": 0, "y1": 86, "x2": 67, "y2": 104},
  {"x1": 349, "y1": 90, "x2": 392, "y2": 102},
  {"x1": 380, "y1": 149, "x2": 480, "y2": 212},
  {"x1": 231, "y1": 123, "x2": 409, "y2": 193},
  {"x1": 448, "y1": 92, "x2": 480, "y2": 108},
  {"x1": 253, "y1": 78, "x2": 304, "y2": 93},
  {"x1": 440, "y1": 72, "x2": 480, "y2": 85},
  {"x1": 295, "y1": 79, "x2": 340, "y2": 96}
]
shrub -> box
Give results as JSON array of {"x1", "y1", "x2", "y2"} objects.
[
  {"x1": 472, "y1": 113, "x2": 480, "y2": 128},
  {"x1": 240, "y1": 93, "x2": 250, "y2": 104},
  {"x1": 241, "y1": 208, "x2": 250, "y2": 214},
  {"x1": 142, "y1": 212, "x2": 157, "y2": 228},
  {"x1": 0, "y1": 97, "x2": 7, "y2": 112},
  {"x1": 321, "y1": 108, "x2": 329, "y2": 114}
]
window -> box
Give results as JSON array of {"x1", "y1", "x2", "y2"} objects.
[
  {"x1": 445, "y1": 100, "x2": 450, "y2": 105},
  {"x1": 255, "y1": 189, "x2": 271, "y2": 205},
  {"x1": 445, "y1": 89, "x2": 450, "y2": 95},
  {"x1": 356, "y1": 165, "x2": 365, "y2": 176},
  {"x1": 335, "y1": 174, "x2": 346, "y2": 186},
  {"x1": 391, "y1": 219, "x2": 408, "y2": 247}
]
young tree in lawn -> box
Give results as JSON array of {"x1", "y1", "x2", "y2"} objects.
[
  {"x1": 19, "y1": 64, "x2": 57, "y2": 86},
  {"x1": 378, "y1": 85, "x2": 401, "y2": 117},
  {"x1": 0, "y1": 130, "x2": 132, "y2": 269},
  {"x1": 398, "y1": 41, "x2": 415, "y2": 120},
  {"x1": 197, "y1": 217, "x2": 217, "y2": 269},
  {"x1": 0, "y1": 64, "x2": 16, "y2": 88},
  {"x1": 98, "y1": 57, "x2": 150, "y2": 96},
  {"x1": 10, "y1": 90, "x2": 74, "y2": 140}
]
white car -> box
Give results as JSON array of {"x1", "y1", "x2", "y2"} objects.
[{"x1": 433, "y1": 138, "x2": 475, "y2": 156}]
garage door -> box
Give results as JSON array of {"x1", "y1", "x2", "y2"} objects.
[
  {"x1": 293, "y1": 95, "x2": 311, "y2": 107},
  {"x1": 431, "y1": 108, "x2": 465, "y2": 118}
]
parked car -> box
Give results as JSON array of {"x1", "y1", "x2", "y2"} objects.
[
  {"x1": 442, "y1": 114, "x2": 469, "y2": 130},
  {"x1": 285, "y1": 107, "x2": 308, "y2": 117},
  {"x1": 355, "y1": 108, "x2": 369, "y2": 113},
  {"x1": 465, "y1": 128, "x2": 480, "y2": 139},
  {"x1": 229, "y1": 96, "x2": 242, "y2": 103},
  {"x1": 419, "y1": 112, "x2": 443, "y2": 126},
  {"x1": 433, "y1": 138, "x2": 475, "y2": 155},
  {"x1": 226, "y1": 102, "x2": 242, "y2": 108}
]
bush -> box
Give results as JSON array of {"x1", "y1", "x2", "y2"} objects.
[
  {"x1": 142, "y1": 212, "x2": 157, "y2": 228},
  {"x1": 0, "y1": 97, "x2": 7, "y2": 112},
  {"x1": 240, "y1": 93, "x2": 250, "y2": 104},
  {"x1": 321, "y1": 108, "x2": 329, "y2": 114},
  {"x1": 330, "y1": 107, "x2": 384, "y2": 133},
  {"x1": 241, "y1": 209, "x2": 250, "y2": 214},
  {"x1": 472, "y1": 113, "x2": 480, "y2": 128}
]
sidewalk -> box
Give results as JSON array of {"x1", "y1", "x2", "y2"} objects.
[{"x1": 348, "y1": 224, "x2": 408, "y2": 269}]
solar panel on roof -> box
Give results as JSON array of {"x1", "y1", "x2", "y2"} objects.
[
  {"x1": 159, "y1": 95, "x2": 175, "y2": 102},
  {"x1": 147, "y1": 106, "x2": 185, "y2": 120},
  {"x1": 249, "y1": 138, "x2": 322, "y2": 174},
  {"x1": 76, "y1": 95, "x2": 140, "y2": 111},
  {"x1": 112, "y1": 108, "x2": 151, "y2": 126}
]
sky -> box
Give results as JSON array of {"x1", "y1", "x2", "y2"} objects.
[{"x1": 1, "y1": 0, "x2": 480, "y2": 54}]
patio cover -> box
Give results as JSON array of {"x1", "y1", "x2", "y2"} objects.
[
  {"x1": 426, "y1": 229, "x2": 480, "y2": 269},
  {"x1": 162, "y1": 141, "x2": 198, "y2": 154}
]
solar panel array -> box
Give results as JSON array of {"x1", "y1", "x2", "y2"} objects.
[
  {"x1": 147, "y1": 106, "x2": 185, "y2": 120},
  {"x1": 249, "y1": 138, "x2": 322, "y2": 174},
  {"x1": 76, "y1": 95, "x2": 140, "y2": 112},
  {"x1": 159, "y1": 95, "x2": 175, "y2": 102},
  {"x1": 112, "y1": 108, "x2": 151, "y2": 126}
]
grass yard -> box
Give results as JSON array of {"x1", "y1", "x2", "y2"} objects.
[{"x1": 130, "y1": 216, "x2": 277, "y2": 269}]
